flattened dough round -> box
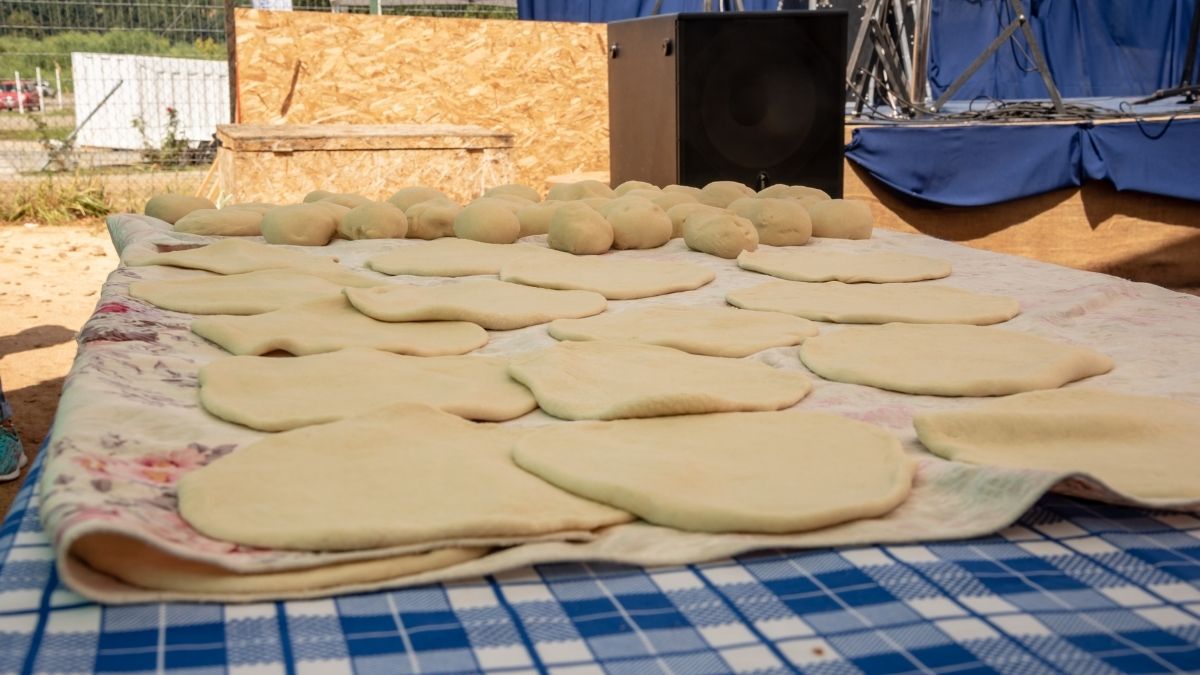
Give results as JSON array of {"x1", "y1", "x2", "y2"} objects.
[
  {"x1": 345, "y1": 279, "x2": 606, "y2": 330},
  {"x1": 130, "y1": 268, "x2": 379, "y2": 315},
  {"x1": 914, "y1": 389, "x2": 1200, "y2": 503},
  {"x1": 738, "y1": 249, "x2": 952, "y2": 284},
  {"x1": 500, "y1": 253, "x2": 715, "y2": 300},
  {"x1": 367, "y1": 238, "x2": 555, "y2": 277},
  {"x1": 800, "y1": 324, "x2": 1115, "y2": 396},
  {"x1": 178, "y1": 403, "x2": 631, "y2": 550},
  {"x1": 508, "y1": 341, "x2": 812, "y2": 420},
  {"x1": 548, "y1": 306, "x2": 818, "y2": 357},
  {"x1": 513, "y1": 410, "x2": 914, "y2": 533},
  {"x1": 191, "y1": 296, "x2": 487, "y2": 356},
  {"x1": 127, "y1": 239, "x2": 338, "y2": 275},
  {"x1": 727, "y1": 281, "x2": 1019, "y2": 325},
  {"x1": 199, "y1": 348, "x2": 536, "y2": 430}
]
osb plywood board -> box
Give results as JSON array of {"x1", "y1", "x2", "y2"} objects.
[
  {"x1": 217, "y1": 124, "x2": 512, "y2": 152},
  {"x1": 218, "y1": 146, "x2": 513, "y2": 205},
  {"x1": 235, "y1": 8, "x2": 609, "y2": 190}
]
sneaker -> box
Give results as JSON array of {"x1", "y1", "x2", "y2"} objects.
[{"x1": 0, "y1": 389, "x2": 25, "y2": 481}]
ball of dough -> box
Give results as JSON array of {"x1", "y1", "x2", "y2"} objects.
[
  {"x1": 260, "y1": 204, "x2": 338, "y2": 246},
  {"x1": 621, "y1": 189, "x2": 663, "y2": 200},
  {"x1": 516, "y1": 200, "x2": 564, "y2": 237},
  {"x1": 387, "y1": 187, "x2": 447, "y2": 212},
  {"x1": 598, "y1": 196, "x2": 672, "y2": 250},
  {"x1": 683, "y1": 211, "x2": 759, "y2": 259},
  {"x1": 471, "y1": 195, "x2": 526, "y2": 214},
  {"x1": 663, "y1": 184, "x2": 703, "y2": 199},
  {"x1": 579, "y1": 197, "x2": 612, "y2": 211},
  {"x1": 613, "y1": 180, "x2": 659, "y2": 196},
  {"x1": 308, "y1": 200, "x2": 351, "y2": 227},
  {"x1": 318, "y1": 193, "x2": 373, "y2": 209},
  {"x1": 484, "y1": 184, "x2": 541, "y2": 203},
  {"x1": 224, "y1": 202, "x2": 276, "y2": 215},
  {"x1": 647, "y1": 190, "x2": 698, "y2": 213},
  {"x1": 757, "y1": 184, "x2": 831, "y2": 204},
  {"x1": 302, "y1": 190, "x2": 337, "y2": 203},
  {"x1": 728, "y1": 197, "x2": 812, "y2": 246},
  {"x1": 666, "y1": 202, "x2": 726, "y2": 239},
  {"x1": 453, "y1": 200, "x2": 522, "y2": 244},
  {"x1": 339, "y1": 202, "x2": 408, "y2": 240},
  {"x1": 145, "y1": 194, "x2": 216, "y2": 224},
  {"x1": 174, "y1": 207, "x2": 264, "y2": 237},
  {"x1": 807, "y1": 199, "x2": 874, "y2": 240},
  {"x1": 547, "y1": 180, "x2": 615, "y2": 201},
  {"x1": 698, "y1": 181, "x2": 755, "y2": 208},
  {"x1": 405, "y1": 198, "x2": 461, "y2": 240},
  {"x1": 548, "y1": 203, "x2": 614, "y2": 255}
]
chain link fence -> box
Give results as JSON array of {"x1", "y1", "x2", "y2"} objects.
[{"x1": 0, "y1": 0, "x2": 516, "y2": 222}]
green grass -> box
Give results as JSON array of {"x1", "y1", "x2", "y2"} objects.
[
  {"x1": 0, "y1": 176, "x2": 110, "y2": 224},
  {"x1": 0, "y1": 126, "x2": 70, "y2": 142}
]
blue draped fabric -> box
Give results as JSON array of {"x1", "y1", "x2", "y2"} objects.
[
  {"x1": 518, "y1": 0, "x2": 780, "y2": 22},
  {"x1": 930, "y1": 0, "x2": 1199, "y2": 100},
  {"x1": 845, "y1": 118, "x2": 1200, "y2": 206}
]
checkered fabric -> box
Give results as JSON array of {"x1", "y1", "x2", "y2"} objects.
[{"x1": 2, "y1": 453, "x2": 1199, "y2": 674}]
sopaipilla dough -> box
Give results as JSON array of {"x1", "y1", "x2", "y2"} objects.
[
  {"x1": 367, "y1": 238, "x2": 557, "y2": 277},
  {"x1": 500, "y1": 253, "x2": 715, "y2": 300},
  {"x1": 126, "y1": 239, "x2": 339, "y2": 275},
  {"x1": 130, "y1": 268, "x2": 381, "y2": 315},
  {"x1": 738, "y1": 249, "x2": 952, "y2": 283},
  {"x1": 727, "y1": 281, "x2": 1019, "y2": 325}
]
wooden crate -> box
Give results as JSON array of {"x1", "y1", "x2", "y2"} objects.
[{"x1": 215, "y1": 123, "x2": 513, "y2": 204}]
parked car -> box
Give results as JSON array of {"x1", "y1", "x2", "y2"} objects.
[{"x1": 0, "y1": 81, "x2": 41, "y2": 111}]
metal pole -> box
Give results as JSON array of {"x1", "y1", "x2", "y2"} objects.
[
  {"x1": 54, "y1": 62, "x2": 63, "y2": 110},
  {"x1": 910, "y1": 0, "x2": 930, "y2": 104},
  {"x1": 15, "y1": 71, "x2": 23, "y2": 114},
  {"x1": 1009, "y1": 0, "x2": 1063, "y2": 113},
  {"x1": 36, "y1": 67, "x2": 44, "y2": 113},
  {"x1": 225, "y1": 0, "x2": 238, "y2": 123}
]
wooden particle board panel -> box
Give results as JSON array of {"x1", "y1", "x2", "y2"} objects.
[{"x1": 234, "y1": 9, "x2": 609, "y2": 191}]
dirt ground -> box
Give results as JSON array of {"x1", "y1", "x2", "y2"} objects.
[{"x1": 0, "y1": 221, "x2": 119, "y2": 514}]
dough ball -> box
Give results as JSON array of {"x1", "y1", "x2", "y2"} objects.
[
  {"x1": 728, "y1": 197, "x2": 812, "y2": 246},
  {"x1": 621, "y1": 189, "x2": 664, "y2": 200},
  {"x1": 318, "y1": 193, "x2": 373, "y2": 209},
  {"x1": 666, "y1": 202, "x2": 726, "y2": 239},
  {"x1": 338, "y1": 202, "x2": 408, "y2": 240},
  {"x1": 599, "y1": 196, "x2": 672, "y2": 250},
  {"x1": 484, "y1": 183, "x2": 541, "y2": 202},
  {"x1": 145, "y1": 194, "x2": 216, "y2": 224},
  {"x1": 663, "y1": 184, "x2": 703, "y2": 199},
  {"x1": 647, "y1": 190, "x2": 698, "y2": 213},
  {"x1": 224, "y1": 202, "x2": 276, "y2": 215},
  {"x1": 683, "y1": 211, "x2": 759, "y2": 259},
  {"x1": 579, "y1": 197, "x2": 612, "y2": 210},
  {"x1": 698, "y1": 180, "x2": 755, "y2": 208},
  {"x1": 174, "y1": 208, "x2": 264, "y2": 237},
  {"x1": 453, "y1": 200, "x2": 521, "y2": 244},
  {"x1": 757, "y1": 184, "x2": 831, "y2": 204},
  {"x1": 547, "y1": 179, "x2": 615, "y2": 201},
  {"x1": 308, "y1": 200, "x2": 351, "y2": 226},
  {"x1": 387, "y1": 186, "x2": 447, "y2": 212},
  {"x1": 613, "y1": 180, "x2": 659, "y2": 196},
  {"x1": 260, "y1": 204, "x2": 338, "y2": 246},
  {"x1": 516, "y1": 200, "x2": 564, "y2": 237},
  {"x1": 807, "y1": 199, "x2": 874, "y2": 240},
  {"x1": 548, "y1": 203, "x2": 614, "y2": 255},
  {"x1": 405, "y1": 198, "x2": 462, "y2": 240},
  {"x1": 470, "y1": 196, "x2": 526, "y2": 215},
  {"x1": 303, "y1": 190, "x2": 337, "y2": 203}
]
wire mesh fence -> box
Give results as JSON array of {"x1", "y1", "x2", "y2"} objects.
[{"x1": 0, "y1": 0, "x2": 517, "y2": 222}]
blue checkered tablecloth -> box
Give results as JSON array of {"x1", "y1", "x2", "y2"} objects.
[{"x1": 2, "y1": 452, "x2": 1199, "y2": 674}]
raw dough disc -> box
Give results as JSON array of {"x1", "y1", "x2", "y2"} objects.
[
  {"x1": 500, "y1": 254, "x2": 715, "y2": 300},
  {"x1": 548, "y1": 306, "x2": 818, "y2": 357},
  {"x1": 914, "y1": 389, "x2": 1200, "y2": 503},
  {"x1": 73, "y1": 533, "x2": 486, "y2": 596},
  {"x1": 178, "y1": 403, "x2": 632, "y2": 550},
  {"x1": 367, "y1": 238, "x2": 555, "y2": 277},
  {"x1": 800, "y1": 324, "x2": 1114, "y2": 396},
  {"x1": 130, "y1": 268, "x2": 379, "y2": 316},
  {"x1": 191, "y1": 296, "x2": 488, "y2": 356},
  {"x1": 513, "y1": 410, "x2": 915, "y2": 533},
  {"x1": 738, "y1": 249, "x2": 952, "y2": 283},
  {"x1": 345, "y1": 279, "x2": 606, "y2": 330},
  {"x1": 727, "y1": 281, "x2": 1019, "y2": 325},
  {"x1": 508, "y1": 341, "x2": 812, "y2": 420},
  {"x1": 199, "y1": 347, "x2": 536, "y2": 430},
  {"x1": 126, "y1": 239, "x2": 340, "y2": 275}
]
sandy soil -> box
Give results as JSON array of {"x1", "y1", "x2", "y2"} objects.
[{"x1": 0, "y1": 221, "x2": 119, "y2": 514}]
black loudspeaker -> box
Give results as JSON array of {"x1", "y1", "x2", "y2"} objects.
[{"x1": 607, "y1": 11, "x2": 848, "y2": 196}]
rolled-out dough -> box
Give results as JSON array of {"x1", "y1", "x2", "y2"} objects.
[
  {"x1": 800, "y1": 324, "x2": 1115, "y2": 396},
  {"x1": 508, "y1": 341, "x2": 812, "y2": 420},
  {"x1": 345, "y1": 279, "x2": 606, "y2": 330},
  {"x1": 191, "y1": 296, "x2": 488, "y2": 356},
  {"x1": 126, "y1": 239, "x2": 337, "y2": 275},
  {"x1": 548, "y1": 306, "x2": 818, "y2": 357},
  {"x1": 199, "y1": 348, "x2": 537, "y2": 430},
  {"x1": 500, "y1": 253, "x2": 715, "y2": 300},
  {"x1": 513, "y1": 410, "x2": 914, "y2": 533},
  {"x1": 737, "y1": 249, "x2": 952, "y2": 283},
  {"x1": 914, "y1": 389, "x2": 1200, "y2": 503},
  {"x1": 130, "y1": 268, "x2": 379, "y2": 315},
  {"x1": 727, "y1": 281, "x2": 1020, "y2": 325},
  {"x1": 178, "y1": 403, "x2": 631, "y2": 550},
  {"x1": 367, "y1": 238, "x2": 555, "y2": 277}
]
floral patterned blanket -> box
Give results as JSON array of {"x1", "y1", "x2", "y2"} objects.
[{"x1": 38, "y1": 214, "x2": 1200, "y2": 603}]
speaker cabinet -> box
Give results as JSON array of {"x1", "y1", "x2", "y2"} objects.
[{"x1": 607, "y1": 11, "x2": 847, "y2": 196}]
